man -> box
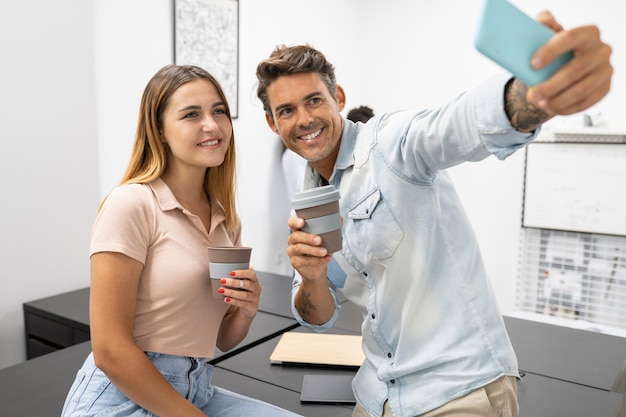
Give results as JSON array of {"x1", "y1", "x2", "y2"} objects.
[
  {"x1": 347, "y1": 105, "x2": 375, "y2": 123},
  {"x1": 255, "y1": 11, "x2": 612, "y2": 417}
]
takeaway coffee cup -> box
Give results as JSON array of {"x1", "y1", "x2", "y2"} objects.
[
  {"x1": 291, "y1": 185, "x2": 342, "y2": 253},
  {"x1": 208, "y1": 246, "x2": 252, "y2": 299}
]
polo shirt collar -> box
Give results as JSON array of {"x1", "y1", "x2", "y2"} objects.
[{"x1": 148, "y1": 177, "x2": 227, "y2": 223}]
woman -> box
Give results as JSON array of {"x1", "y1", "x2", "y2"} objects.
[{"x1": 62, "y1": 65, "x2": 300, "y2": 417}]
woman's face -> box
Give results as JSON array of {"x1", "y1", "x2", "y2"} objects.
[{"x1": 160, "y1": 79, "x2": 232, "y2": 175}]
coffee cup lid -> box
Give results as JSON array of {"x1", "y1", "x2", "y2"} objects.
[{"x1": 291, "y1": 185, "x2": 340, "y2": 210}]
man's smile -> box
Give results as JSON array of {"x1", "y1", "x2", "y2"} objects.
[{"x1": 298, "y1": 128, "x2": 322, "y2": 141}]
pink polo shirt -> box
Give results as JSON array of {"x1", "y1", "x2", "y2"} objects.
[{"x1": 90, "y1": 178, "x2": 240, "y2": 358}]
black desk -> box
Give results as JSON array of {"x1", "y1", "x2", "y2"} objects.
[
  {"x1": 8, "y1": 271, "x2": 352, "y2": 417},
  {"x1": 12, "y1": 277, "x2": 624, "y2": 417},
  {"x1": 0, "y1": 341, "x2": 92, "y2": 417},
  {"x1": 518, "y1": 371, "x2": 620, "y2": 417},
  {"x1": 213, "y1": 367, "x2": 353, "y2": 417},
  {"x1": 23, "y1": 287, "x2": 90, "y2": 358},
  {"x1": 216, "y1": 327, "x2": 360, "y2": 393},
  {"x1": 8, "y1": 309, "x2": 300, "y2": 416},
  {"x1": 1, "y1": 339, "x2": 619, "y2": 417},
  {"x1": 504, "y1": 315, "x2": 626, "y2": 391},
  {"x1": 505, "y1": 315, "x2": 624, "y2": 416},
  {"x1": 21, "y1": 271, "x2": 297, "y2": 359},
  {"x1": 219, "y1": 316, "x2": 621, "y2": 417},
  {"x1": 0, "y1": 338, "x2": 353, "y2": 417},
  {"x1": 257, "y1": 270, "x2": 296, "y2": 319},
  {"x1": 211, "y1": 311, "x2": 299, "y2": 363}
]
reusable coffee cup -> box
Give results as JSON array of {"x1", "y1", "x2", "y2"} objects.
[
  {"x1": 208, "y1": 246, "x2": 252, "y2": 299},
  {"x1": 291, "y1": 185, "x2": 342, "y2": 253}
]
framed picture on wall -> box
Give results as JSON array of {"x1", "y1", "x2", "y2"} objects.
[{"x1": 174, "y1": 0, "x2": 239, "y2": 117}]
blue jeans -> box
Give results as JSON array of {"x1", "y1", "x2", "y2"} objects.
[{"x1": 62, "y1": 352, "x2": 302, "y2": 416}]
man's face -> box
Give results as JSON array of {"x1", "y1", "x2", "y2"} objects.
[{"x1": 265, "y1": 72, "x2": 345, "y2": 177}]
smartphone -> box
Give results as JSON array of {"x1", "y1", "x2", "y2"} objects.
[{"x1": 474, "y1": 0, "x2": 573, "y2": 86}]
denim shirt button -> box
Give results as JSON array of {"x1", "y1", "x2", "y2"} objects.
[
  {"x1": 390, "y1": 379, "x2": 396, "y2": 384},
  {"x1": 387, "y1": 352, "x2": 392, "y2": 358},
  {"x1": 371, "y1": 313, "x2": 376, "y2": 320}
]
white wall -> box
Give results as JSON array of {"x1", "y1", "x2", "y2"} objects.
[
  {"x1": 0, "y1": 0, "x2": 100, "y2": 368},
  {"x1": 360, "y1": 0, "x2": 626, "y2": 312},
  {"x1": 93, "y1": 0, "x2": 175, "y2": 198},
  {"x1": 90, "y1": 0, "x2": 626, "y2": 311},
  {"x1": 93, "y1": 0, "x2": 365, "y2": 278},
  {"x1": 1, "y1": 0, "x2": 624, "y2": 369},
  {"x1": 90, "y1": 0, "x2": 626, "y2": 323}
]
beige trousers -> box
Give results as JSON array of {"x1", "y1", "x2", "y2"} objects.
[{"x1": 352, "y1": 376, "x2": 518, "y2": 417}]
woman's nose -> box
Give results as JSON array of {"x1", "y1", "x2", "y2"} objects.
[{"x1": 202, "y1": 115, "x2": 218, "y2": 131}]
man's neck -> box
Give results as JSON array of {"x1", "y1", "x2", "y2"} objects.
[{"x1": 310, "y1": 141, "x2": 341, "y2": 184}]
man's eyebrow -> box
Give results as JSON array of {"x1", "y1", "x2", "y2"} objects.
[
  {"x1": 273, "y1": 92, "x2": 322, "y2": 114},
  {"x1": 274, "y1": 103, "x2": 291, "y2": 114},
  {"x1": 304, "y1": 91, "x2": 323, "y2": 102}
]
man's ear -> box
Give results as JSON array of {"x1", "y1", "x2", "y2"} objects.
[
  {"x1": 335, "y1": 85, "x2": 346, "y2": 112},
  {"x1": 265, "y1": 112, "x2": 279, "y2": 134}
]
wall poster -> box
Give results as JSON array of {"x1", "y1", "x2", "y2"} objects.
[{"x1": 174, "y1": 0, "x2": 239, "y2": 117}]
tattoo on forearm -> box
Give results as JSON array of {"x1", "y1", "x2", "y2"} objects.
[
  {"x1": 297, "y1": 291, "x2": 318, "y2": 319},
  {"x1": 504, "y1": 79, "x2": 549, "y2": 132}
]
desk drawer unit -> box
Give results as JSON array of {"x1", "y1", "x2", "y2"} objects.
[{"x1": 23, "y1": 288, "x2": 91, "y2": 359}]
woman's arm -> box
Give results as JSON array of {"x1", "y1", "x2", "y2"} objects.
[{"x1": 89, "y1": 252, "x2": 206, "y2": 417}]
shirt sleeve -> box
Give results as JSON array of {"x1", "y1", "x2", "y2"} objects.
[
  {"x1": 90, "y1": 184, "x2": 153, "y2": 264},
  {"x1": 290, "y1": 269, "x2": 342, "y2": 332},
  {"x1": 472, "y1": 72, "x2": 541, "y2": 160},
  {"x1": 375, "y1": 72, "x2": 539, "y2": 181}
]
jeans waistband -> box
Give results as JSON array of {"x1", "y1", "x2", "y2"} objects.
[{"x1": 144, "y1": 351, "x2": 210, "y2": 375}]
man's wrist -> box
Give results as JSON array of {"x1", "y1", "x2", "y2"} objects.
[{"x1": 504, "y1": 78, "x2": 550, "y2": 133}]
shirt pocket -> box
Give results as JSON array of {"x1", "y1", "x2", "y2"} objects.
[{"x1": 346, "y1": 187, "x2": 403, "y2": 260}]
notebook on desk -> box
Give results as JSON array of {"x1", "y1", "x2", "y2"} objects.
[
  {"x1": 269, "y1": 332, "x2": 365, "y2": 367},
  {"x1": 300, "y1": 374, "x2": 357, "y2": 404}
]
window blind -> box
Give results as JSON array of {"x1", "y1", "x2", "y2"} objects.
[{"x1": 517, "y1": 228, "x2": 626, "y2": 331}]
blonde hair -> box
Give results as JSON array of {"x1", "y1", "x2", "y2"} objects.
[{"x1": 106, "y1": 64, "x2": 239, "y2": 231}]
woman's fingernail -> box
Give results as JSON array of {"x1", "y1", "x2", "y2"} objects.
[
  {"x1": 220, "y1": 278, "x2": 227, "y2": 284},
  {"x1": 230, "y1": 271, "x2": 236, "y2": 276},
  {"x1": 218, "y1": 288, "x2": 225, "y2": 294},
  {"x1": 224, "y1": 297, "x2": 231, "y2": 303}
]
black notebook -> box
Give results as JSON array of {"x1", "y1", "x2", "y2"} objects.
[{"x1": 300, "y1": 374, "x2": 356, "y2": 404}]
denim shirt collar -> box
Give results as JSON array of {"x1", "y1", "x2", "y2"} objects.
[
  {"x1": 334, "y1": 118, "x2": 359, "y2": 173},
  {"x1": 303, "y1": 118, "x2": 360, "y2": 188}
]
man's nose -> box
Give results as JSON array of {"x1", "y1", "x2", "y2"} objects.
[{"x1": 296, "y1": 107, "x2": 313, "y2": 126}]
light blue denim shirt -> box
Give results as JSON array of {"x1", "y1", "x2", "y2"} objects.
[{"x1": 291, "y1": 73, "x2": 538, "y2": 417}]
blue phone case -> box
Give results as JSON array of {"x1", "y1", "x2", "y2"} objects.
[{"x1": 474, "y1": 0, "x2": 573, "y2": 86}]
